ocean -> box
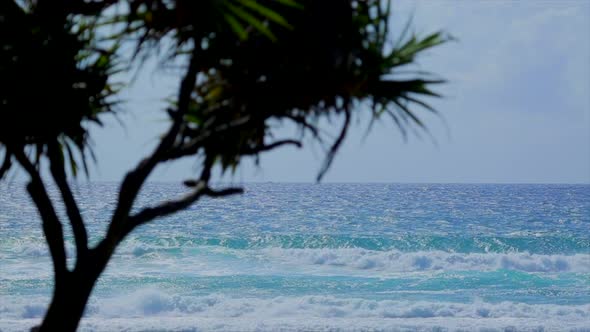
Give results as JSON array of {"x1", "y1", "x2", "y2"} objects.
[{"x1": 0, "y1": 183, "x2": 589, "y2": 331}]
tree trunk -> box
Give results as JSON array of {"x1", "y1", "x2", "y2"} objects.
[{"x1": 32, "y1": 265, "x2": 101, "y2": 332}]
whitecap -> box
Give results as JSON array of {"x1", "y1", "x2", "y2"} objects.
[
  {"x1": 3, "y1": 292, "x2": 589, "y2": 331},
  {"x1": 258, "y1": 248, "x2": 590, "y2": 274}
]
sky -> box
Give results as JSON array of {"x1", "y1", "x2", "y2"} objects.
[{"x1": 87, "y1": 0, "x2": 590, "y2": 184}]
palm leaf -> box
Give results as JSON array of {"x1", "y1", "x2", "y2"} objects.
[
  {"x1": 236, "y1": 0, "x2": 293, "y2": 29},
  {"x1": 223, "y1": 13, "x2": 248, "y2": 40},
  {"x1": 225, "y1": 2, "x2": 277, "y2": 41}
]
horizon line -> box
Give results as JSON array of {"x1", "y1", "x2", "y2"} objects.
[{"x1": 2, "y1": 180, "x2": 588, "y2": 185}]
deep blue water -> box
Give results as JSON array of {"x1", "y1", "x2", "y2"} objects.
[{"x1": 1, "y1": 183, "x2": 589, "y2": 331}]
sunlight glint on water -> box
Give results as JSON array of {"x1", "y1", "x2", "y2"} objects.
[{"x1": 1, "y1": 183, "x2": 589, "y2": 331}]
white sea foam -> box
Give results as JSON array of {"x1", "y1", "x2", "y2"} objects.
[
  {"x1": 95, "y1": 246, "x2": 590, "y2": 279},
  {"x1": 108, "y1": 240, "x2": 590, "y2": 274},
  {"x1": 1, "y1": 316, "x2": 587, "y2": 332},
  {"x1": 259, "y1": 248, "x2": 590, "y2": 274},
  {"x1": 1, "y1": 291, "x2": 589, "y2": 331},
  {"x1": 3, "y1": 245, "x2": 590, "y2": 281}
]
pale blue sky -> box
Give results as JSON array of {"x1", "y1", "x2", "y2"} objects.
[{"x1": 88, "y1": 0, "x2": 590, "y2": 184}]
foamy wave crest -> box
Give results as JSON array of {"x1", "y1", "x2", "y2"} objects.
[
  {"x1": 261, "y1": 248, "x2": 590, "y2": 273},
  {"x1": 2, "y1": 291, "x2": 589, "y2": 331},
  {"x1": 108, "y1": 233, "x2": 590, "y2": 254}
]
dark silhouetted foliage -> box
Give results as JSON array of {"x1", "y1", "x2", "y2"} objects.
[{"x1": 0, "y1": 1, "x2": 448, "y2": 330}]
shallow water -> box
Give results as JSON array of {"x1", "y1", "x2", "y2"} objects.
[{"x1": 1, "y1": 183, "x2": 589, "y2": 331}]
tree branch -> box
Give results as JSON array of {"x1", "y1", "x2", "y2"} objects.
[
  {"x1": 103, "y1": 45, "x2": 203, "y2": 251},
  {"x1": 0, "y1": 149, "x2": 11, "y2": 181},
  {"x1": 47, "y1": 141, "x2": 88, "y2": 261},
  {"x1": 317, "y1": 109, "x2": 351, "y2": 182},
  {"x1": 286, "y1": 114, "x2": 322, "y2": 142},
  {"x1": 122, "y1": 182, "x2": 243, "y2": 239},
  {"x1": 165, "y1": 116, "x2": 252, "y2": 161},
  {"x1": 241, "y1": 139, "x2": 302, "y2": 155},
  {"x1": 68, "y1": 0, "x2": 119, "y2": 15},
  {"x1": 13, "y1": 148, "x2": 68, "y2": 278}
]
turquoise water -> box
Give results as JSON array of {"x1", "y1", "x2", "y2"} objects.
[{"x1": 0, "y1": 183, "x2": 589, "y2": 331}]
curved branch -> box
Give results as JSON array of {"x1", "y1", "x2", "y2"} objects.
[
  {"x1": 47, "y1": 141, "x2": 88, "y2": 261},
  {"x1": 165, "y1": 116, "x2": 252, "y2": 161},
  {"x1": 13, "y1": 148, "x2": 67, "y2": 278},
  {"x1": 286, "y1": 114, "x2": 322, "y2": 142},
  {"x1": 122, "y1": 182, "x2": 243, "y2": 239},
  {"x1": 0, "y1": 149, "x2": 12, "y2": 181},
  {"x1": 105, "y1": 46, "x2": 203, "y2": 248},
  {"x1": 68, "y1": 0, "x2": 118, "y2": 15},
  {"x1": 317, "y1": 109, "x2": 351, "y2": 182},
  {"x1": 241, "y1": 139, "x2": 302, "y2": 155}
]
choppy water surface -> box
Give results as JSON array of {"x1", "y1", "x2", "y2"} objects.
[{"x1": 1, "y1": 183, "x2": 589, "y2": 331}]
